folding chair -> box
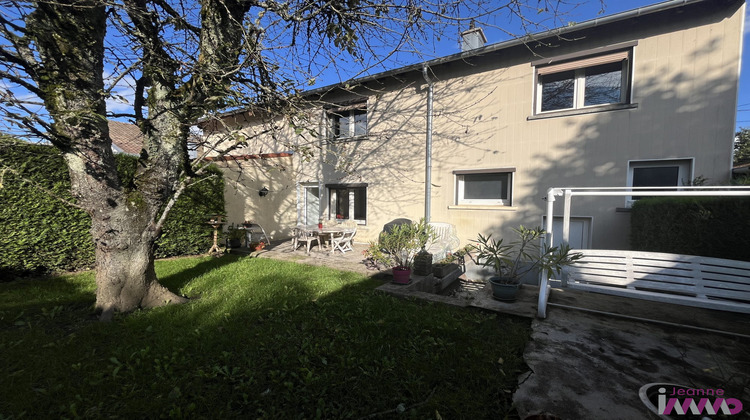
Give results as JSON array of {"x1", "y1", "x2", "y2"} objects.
[{"x1": 330, "y1": 228, "x2": 356, "y2": 254}]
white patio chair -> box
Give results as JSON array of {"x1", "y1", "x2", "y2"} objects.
[
  {"x1": 292, "y1": 226, "x2": 320, "y2": 254},
  {"x1": 330, "y1": 228, "x2": 356, "y2": 254},
  {"x1": 426, "y1": 222, "x2": 460, "y2": 263}
]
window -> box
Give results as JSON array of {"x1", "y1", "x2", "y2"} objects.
[
  {"x1": 455, "y1": 169, "x2": 514, "y2": 206},
  {"x1": 327, "y1": 104, "x2": 367, "y2": 140},
  {"x1": 536, "y1": 50, "x2": 631, "y2": 114},
  {"x1": 328, "y1": 184, "x2": 367, "y2": 223},
  {"x1": 627, "y1": 159, "x2": 693, "y2": 203}
]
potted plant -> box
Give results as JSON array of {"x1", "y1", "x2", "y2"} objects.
[
  {"x1": 226, "y1": 225, "x2": 245, "y2": 248},
  {"x1": 248, "y1": 241, "x2": 266, "y2": 251},
  {"x1": 365, "y1": 219, "x2": 435, "y2": 284},
  {"x1": 433, "y1": 245, "x2": 470, "y2": 278},
  {"x1": 470, "y1": 226, "x2": 583, "y2": 301}
]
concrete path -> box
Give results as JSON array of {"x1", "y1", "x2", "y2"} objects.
[{"x1": 514, "y1": 306, "x2": 750, "y2": 419}]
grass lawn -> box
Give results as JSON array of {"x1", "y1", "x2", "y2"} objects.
[{"x1": 0, "y1": 255, "x2": 531, "y2": 419}]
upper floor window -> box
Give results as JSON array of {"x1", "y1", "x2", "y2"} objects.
[
  {"x1": 327, "y1": 103, "x2": 367, "y2": 140},
  {"x1": 535, "y1": 50, "x2": 631, "y2": 114}
]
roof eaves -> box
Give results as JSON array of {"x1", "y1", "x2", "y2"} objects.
[
  {"x1": 215, "y1": 0, "x2": 712, "y2": 117},
  {"x1": 304, "y1": 0, "x2": 707, "y2": 96}
]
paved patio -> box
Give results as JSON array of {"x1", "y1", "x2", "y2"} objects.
[
  {"x1": 235, "y1": 239, "x2": 750, "y2": 419},
  {"x1": 234, "y1": 239, "x2": 377, "y2": 276}
]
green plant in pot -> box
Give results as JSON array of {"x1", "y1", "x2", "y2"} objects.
[
  {"x1": 433, "y1": 245, "x2": 471, "y2": 278},
  {"x1": 365, "y1": 219, "x2": 435, "y2": 284},
  {"x1": 225, "y1": 225, "x2": 245, "y2": 248},
  {"x1": 470, "y1": 225, "x2": 583, "y2": 301}
]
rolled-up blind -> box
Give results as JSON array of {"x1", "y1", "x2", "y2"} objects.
[{"x1": 537, "y1": 51, "x2": 629, "y2": 75}]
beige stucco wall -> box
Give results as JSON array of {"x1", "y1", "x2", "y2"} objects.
[
  {"x1": 219, "y1": 155, "x2": 298, "y2": 240},
  {"x1": 211, "y1": 1, "x2": 744, "y2": 249}
]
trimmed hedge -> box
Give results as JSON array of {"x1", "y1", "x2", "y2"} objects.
[
  {"x1": 0, "y1": 138, "x2": 224, "y2": 277},
  {"x1": 630, "y1": 196, "x2": 750, "y2": 261}
]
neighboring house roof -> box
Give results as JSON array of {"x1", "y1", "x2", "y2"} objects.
[
  {"x1": 204, "y1": 152, "x2": 294, "y2": 161},
  {"x1": 733, "y1": 161, "x2": 750, "y2": 175},
  {"x1": 108, "y1": 120, "x2": 203, "y2": 158},
  {"x1": 108, "y1": 121, "x2": 143, "y2": 155}
]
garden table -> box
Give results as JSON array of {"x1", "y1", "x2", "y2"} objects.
[{"x1": 300, "y1": 225, "x2": 349, "y2": 251}]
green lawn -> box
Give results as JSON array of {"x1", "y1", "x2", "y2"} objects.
[{"x1": 0, "y1": 255, "x2": 531, "y2": 419}]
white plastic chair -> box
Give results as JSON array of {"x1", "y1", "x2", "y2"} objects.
[
  {"x1": 426, "y1": 222, "x2": 460, "y2": 262},
  {"x1": 292, "y1": 226, "x2": 320, "y2": 254},
  {"x1": 330, "y1": 228, "x2": 356, "y2": 254}
]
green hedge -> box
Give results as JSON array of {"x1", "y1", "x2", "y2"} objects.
[
  {"x1": 630, "y1": 196, "x2": 750, "y2": 261},
  {"x1": 0, "y1": 138, "x2": 224, "y2": 278}
]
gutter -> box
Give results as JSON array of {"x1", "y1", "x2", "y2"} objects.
[
  {"x1": 304, "y1": 0, "x2": 705, "y2": 96},
  {"x1": 422, "y1": 64, "x2": 434, "y2": 223},
  {"x1": 207, "y1": 0, "x2": 715, "y2": 120}
]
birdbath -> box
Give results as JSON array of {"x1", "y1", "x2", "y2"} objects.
[{"x1": 207, "y1": 214, "x2": 226, "y2": 255}]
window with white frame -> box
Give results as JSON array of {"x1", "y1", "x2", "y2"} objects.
[
  {"x1": 327, "y1": 103, "x2": 367, "y2": 140},
  {"x1": 328, "y1": 184, "x2": 367, "y2": 223},
  {"x1": 535, "y1": 49, "x2": 632, "y2": 114},
  {"x1": 626, "y1": 159, "x2": 693, "y2": 203},
  {"x1": 455, "y1": 169, "x2": 514, "y2": 206}
]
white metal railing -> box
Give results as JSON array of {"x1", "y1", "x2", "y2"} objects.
[{"x1": 537, "y1": 186, "x2": 750, "y2": 318}]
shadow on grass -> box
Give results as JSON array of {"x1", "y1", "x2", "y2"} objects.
[
  {"x1": 0, "y1": 256, "x2": 534, "y2": 419},
  {"x1": 157, "y1": 254, "x2": 243, "y2": 292},
  {"x1": 0, "y1": 254, "x2": 241, "y2": 314},
  {"x1": 0, "y1": 271, "x2": 96, "y2": 313}
]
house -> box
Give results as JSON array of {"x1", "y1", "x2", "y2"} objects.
[
  {"x1": 108, "y1": 120, "x2": 200, "y2": 158},
  {"x1": 108, "y1": 120, "x2": 143, "y2": 156},
  {"x1": 201, "y1": 0, "x2": 744, "y2": 251}
]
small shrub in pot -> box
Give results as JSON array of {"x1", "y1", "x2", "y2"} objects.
[{"x1": 470, "y1": 226, "x2": 583, "y2": 300}]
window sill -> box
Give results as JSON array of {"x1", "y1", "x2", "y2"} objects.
[
  {"x1": 528, "y1": 103, "x2": 638, "y2": 121},
  {"x1": 331, "y1": 220, "x2": 367, "y2": 226},
  {"x1": 328, "y1": 135, "x2": 368, "y2": 143},
  {"x1": 448, "y1": 205, "x2": 518, "y2": 211}
]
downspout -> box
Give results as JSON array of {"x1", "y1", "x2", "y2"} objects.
[{"x1": 422, "y1": 64, "x2": 434, "y2": 223}]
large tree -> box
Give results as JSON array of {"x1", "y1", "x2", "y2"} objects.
[
  {"x1": 735, "y1": 127, "x2": 750, "y2": 165},
  {"x1": 0, "y1": 0, "x2": 579, "y2": 319}
]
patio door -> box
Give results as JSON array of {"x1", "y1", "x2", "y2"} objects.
[
  {"x1": 543, "y1": 216, "x2": 592, "y2": 249},
  {"x1": 302, "y1": 184, "x2": 320, "y2": 225}
]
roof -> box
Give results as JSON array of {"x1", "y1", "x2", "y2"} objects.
[
  {"x1": 108, "y1": 120, "x2": 143, "y2": 155},
  {"x1": 305, "y1": 0, "x2": 719, "y2": 95},
  {"x1": 733, "y1": 161, "x2": 750, "y2": 175},
  {"x1": 208, "y1": 0, "x2": 736, "y2": 121}
]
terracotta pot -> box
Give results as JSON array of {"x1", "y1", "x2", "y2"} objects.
[
  {"x1": 249, "y1": 242, "x2": 266, "y2": 251},
  {"x1": 392, "y1": 267, "x2": 412, "y2": 284}
]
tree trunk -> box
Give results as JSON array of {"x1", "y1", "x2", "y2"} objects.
[
  {"x1": 24, "y1": 0, "x2": 189, "y2": 320},
  {"x1": 91, "y1": 209, "x2": 187, "y2": 322},
  {"x1": 94, "y1": 242, "x2": 187, "y2": 322}
]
